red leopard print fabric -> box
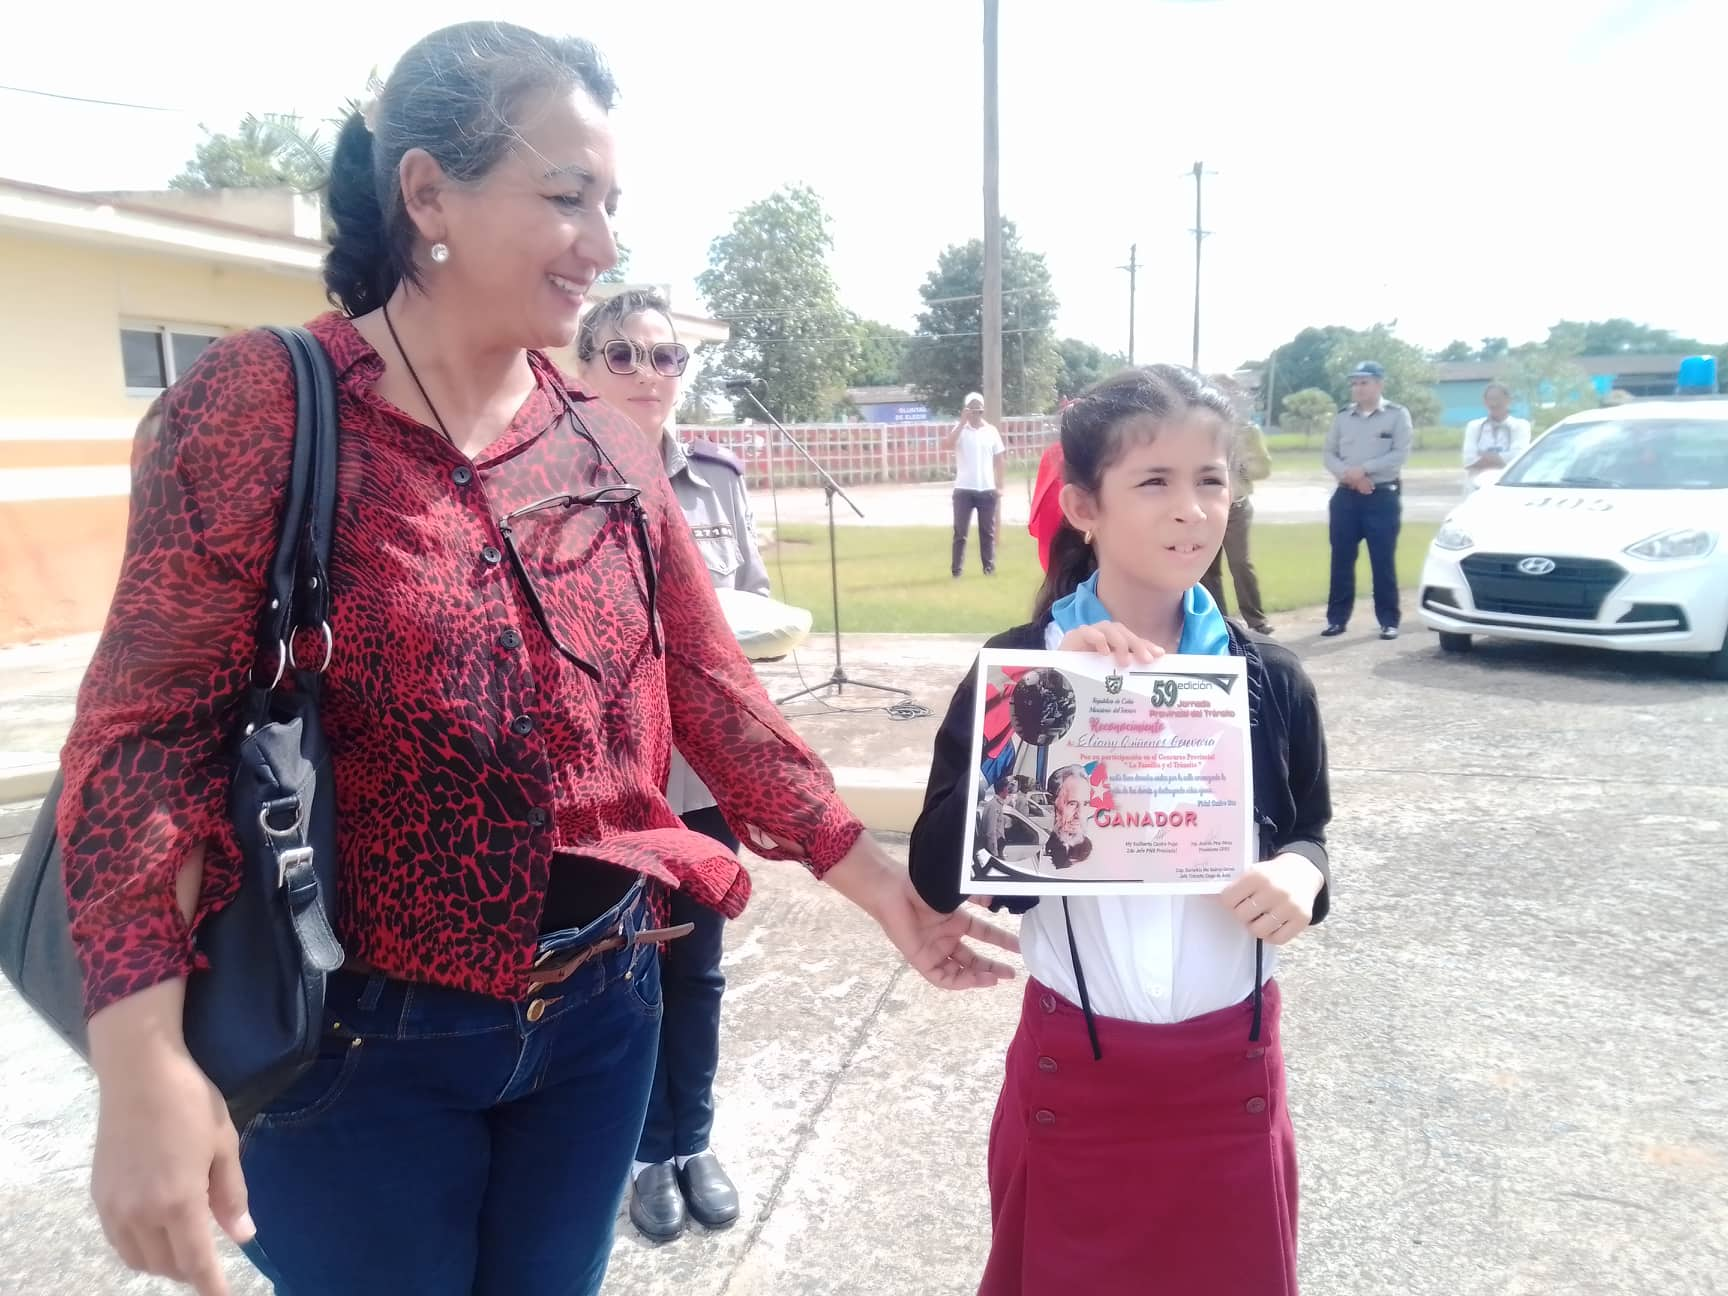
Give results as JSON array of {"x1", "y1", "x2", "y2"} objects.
[{"x1": 58, "y1": 312, "x2": 863, "y2": 1016}]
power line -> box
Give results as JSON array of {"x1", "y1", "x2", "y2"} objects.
[
  {"x1": 0, "y1": 82, "x2": 183, "y2": 112},
  {"x1": 707, "y1": 285, "x2": 1038, "y2": 321},
  {"x1": 715, "y1": 326, "x2": 1049, "y2": 350}
]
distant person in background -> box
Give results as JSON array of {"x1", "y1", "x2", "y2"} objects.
[
  {"x1": 1462, "y1": 383, "x2": 1530, "y2": 493},
  {"x1": 1201, "y1": 418, "x2": 1275, "y2": 634},
  {"x1": 948, "y1": 391, "x2": 1006, "y2": 577},
  {"x1": 1322, "y1": 360, "x2": 1412, "y2": 641}
]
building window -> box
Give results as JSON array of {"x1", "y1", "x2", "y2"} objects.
[{"x1": 120, "y1": 323, "x2": 224, "y2": 394}]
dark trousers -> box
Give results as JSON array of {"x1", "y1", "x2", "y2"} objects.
[
  {"x1": 952, "y1": 488, "x2": 999, "y2": 575},
  {"x1": 636, "y1": 805, "x2": 733, "y2": 1163},
  {"x1": 1200, "y1": 499, "x2": 1268, "y2": 628},
  {"x1": 1327, "y1": 483, "x2": 1402, "y2": 629},
  {"x1": 238, "y1": 884, "x2": 662, "y2": 1296}
]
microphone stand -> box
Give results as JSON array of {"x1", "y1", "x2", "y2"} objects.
[{"x1": 727, "y1": 382, "x2": 909, "y2": 706}]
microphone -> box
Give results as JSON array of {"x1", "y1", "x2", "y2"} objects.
[{"x1": 722, "y1": 375, "x2": 758, "y2": 395}]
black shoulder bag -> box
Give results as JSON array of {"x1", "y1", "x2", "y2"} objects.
[{"x1": 0, "y1": 325, "x2": 344, "y2": 1125}]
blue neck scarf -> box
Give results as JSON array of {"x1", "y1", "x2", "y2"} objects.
[{"x1": 1049, "y1": 572, "x2": 1231, "y2": 657}]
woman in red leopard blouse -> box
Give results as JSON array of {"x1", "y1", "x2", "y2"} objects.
[{"x1": 62, "y1": 22, "x2": 1015, "y2": 1296}]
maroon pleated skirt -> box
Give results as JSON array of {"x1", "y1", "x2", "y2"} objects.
[{"x1": 980, "y1": 978, "x2": 1299, "y2": 1296}]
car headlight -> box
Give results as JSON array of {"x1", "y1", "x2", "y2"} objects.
[
  {"x1": 1433, "y1": 520, "x2": 1475, "y2": 551},
  {"x1": 1624, "y1": 528, "x2": 1717, "y2": 560}
]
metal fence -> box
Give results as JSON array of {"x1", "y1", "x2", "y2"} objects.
[{"x1": 679, "y1": 416, "x2": 1059, "y2": 491}]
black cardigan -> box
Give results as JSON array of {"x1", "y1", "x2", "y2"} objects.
[{"x1": 908, "y1": 617, "x2": 1333, "y2": 925}]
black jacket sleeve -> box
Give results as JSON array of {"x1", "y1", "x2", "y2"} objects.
[
  {"x1": 1264, "y1": 642, "x2": 1333, "y2": 925},
  {"x1": 908, "y1": 623, "x2": 1045, "y2": 915},
  {"x1": 906, "y1": 657, "x2": 980, "y2": 914}
]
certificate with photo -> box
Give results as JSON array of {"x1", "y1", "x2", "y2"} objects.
[{"x1": 960, "y1": 650, "x2": 1254, "y2": 897}]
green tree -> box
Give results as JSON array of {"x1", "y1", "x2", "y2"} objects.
[
  {"x1": 1280, "y1": 388, "x2": 1336, "y2": 445},
  {"x1": 1434, "y1": 340, "x2": 1474, "y2": 362},
  {"x1": 904, "y1": 219, "x2": 1061, "y2": 415},
  {"x1": 695, "y1": 186, "x2": 857, "y2": 422},
  {"x1": 1549, "y1": 317, "x2": 1715, "y2": 355},
  {"x1": 676, "y1": 344, "x2": 725, "y2": 425},
  {"x1": 1321, "y1": 324, "x2": 1441, "y2": 427},
  {"x1": 1056, "y1": 337, "x2": 1126, "y2": 401},
  {"x1": 597, "y1": 242, "x2": 632, "y2": 285},
  {"x1": 1261, "y1": 325, "x2": 1355, "y2": 417},
  {"x1": 1478, "y1": 336, "x2": 1511, "y2": 361},
  {"x1": 846, "y1": 316, "x2": 911, "y2": 387},
  {"x1": 170, "y1": 112, "x2": 334, "y2": 191},
  {"x1": 1500, "y1": 344, "x2": 1595, "y2": 418}
]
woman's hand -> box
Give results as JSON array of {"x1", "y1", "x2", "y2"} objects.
[
  {"x1": 826, "y1": 839, "x2": 1019, "y2": 988},
  {"x1": 1216, "y1": 853, "x2": 1325, "y2": 946},
  {"x1": 88, "y1": 980, "x2": 254, "y2": 1296},
  {"x1": 1056, "y1": 622, "x2": 1166, "y2": 667}
]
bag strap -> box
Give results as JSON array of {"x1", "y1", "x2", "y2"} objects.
[{"x1": 252, "y1": 327, "x2": 340, "y2": 705}]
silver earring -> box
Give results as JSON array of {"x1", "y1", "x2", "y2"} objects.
[{"x1": 429, "y1": 242, "x2": 450, "y2": 264}]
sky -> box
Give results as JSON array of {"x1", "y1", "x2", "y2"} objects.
[{"x1": 3, "y1": 0, "x2": 1724, "y2": 373}]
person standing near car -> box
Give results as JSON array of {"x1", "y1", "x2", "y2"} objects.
[
  {"x1": 1462, "y1": 382, "x2": 1530, "y2": 494},
  {"x1": 947, "y1": 391, "x2": 1006, "y2": 577},
  {"x1": 1322, "y1": 360, "x2": 1411, "y2": 640}
]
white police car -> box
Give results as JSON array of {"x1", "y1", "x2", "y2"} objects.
[{"x1": 1418, "y1": 401, "x2": 1728, "y2": 677}]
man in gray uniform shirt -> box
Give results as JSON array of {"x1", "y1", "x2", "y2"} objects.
[{"x1": 1322, "y1": 360, "x2": 1412, "y2": 640}]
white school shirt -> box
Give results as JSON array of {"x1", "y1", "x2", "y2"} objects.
[
  {"x1": 1017, "y1": 620, "x2": 1273, "y2": 1024},
  {"x1": 954, "y1": 421, "x2": 1005, "y2": 492}
]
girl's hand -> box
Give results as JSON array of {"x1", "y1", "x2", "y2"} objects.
[
  {"x1": 1217, "y1": 853, "x2": 1324, "y2": 946},
  {"x1": 1056, "y1": 622, "x2": 1165, "y2": 667}
]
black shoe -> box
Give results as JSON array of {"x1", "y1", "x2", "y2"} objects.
[
  {"x1": 1379, "y1": 625, "x2": 1400, "y2": 641},
  {"x1": 1250, "y1": 622, "x2": 1275, "y2": 636},
  {"x1": 1320, "y1": 624, "x2": 1347, "y2": 638},
  {"x1": 678, "y1": 1151, "x2": 740, "y2": 1230},
  {"x1": 629, "y1": 1162, "x2": 687, "y2": 1242}
]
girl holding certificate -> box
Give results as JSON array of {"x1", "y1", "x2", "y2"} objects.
[{"x1": 910, "y1": 365, "x2": 1335, "y2": 1295}]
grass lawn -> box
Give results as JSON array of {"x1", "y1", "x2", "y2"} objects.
[{"x1": 765, "y1": 522, "x2": 1441, "y2": 634}]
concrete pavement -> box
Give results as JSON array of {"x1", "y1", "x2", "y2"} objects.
[{"x1": 2, "y1": 609, "x2": 1725, "y2": 1294}]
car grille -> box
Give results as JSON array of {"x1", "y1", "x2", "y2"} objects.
[{"x1": 1460, "y1": 554, "x2": 1627, "y2": 619}]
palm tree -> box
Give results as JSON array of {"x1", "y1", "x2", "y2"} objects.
[{"x1": 169, "y1": 73, "x2": 379, "y2": 193}]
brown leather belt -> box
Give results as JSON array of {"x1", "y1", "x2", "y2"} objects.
[
  {"x1": 524, "y1": 922, "x2": 694, "y2": 998},
  {"x1": 341, "y1": 922, "x2": 696, "y2": 1001}
]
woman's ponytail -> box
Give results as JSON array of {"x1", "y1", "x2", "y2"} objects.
[
  {"x1": 1032, "y1": 522, "x2": 1097, "y2": 622},
  {"x1": 323, "y1": 111, "x2": 396, "y2": 317}
]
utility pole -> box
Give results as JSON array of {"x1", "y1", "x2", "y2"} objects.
[
  {"x1": 1188, "y1": 161, "x2": 1211, "y2": 372},
  {"x1": 1118, "y1": 243, "x2": 1139, "y2": 365},
  {"x1": 1264, "y1": 348, "x2": 1279, "y2": 430},
  {"x1": 982, "y1": 0, "x2": 1003, "y2": 423}
]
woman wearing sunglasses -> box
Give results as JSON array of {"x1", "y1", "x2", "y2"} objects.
[
  {"x1": 576, "y1": 288, "x2": 768, "y2": 1243},
  {"x1": 53, "y1": 22, "x2": 1016, "y2": 1296}
]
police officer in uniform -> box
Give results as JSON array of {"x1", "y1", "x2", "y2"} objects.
[
  {"x1": 577, "y1": 289, "x2": 767, "y2": 1242},
  {"x1": 1322, "y1": 360, "x2": 1412, "y2": 640}
]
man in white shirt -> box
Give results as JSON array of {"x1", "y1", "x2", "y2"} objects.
[
  {"x1": 1462, "y1": 382, "x2": 1531, "y2": 493},
  {"x1": 947, "y1": 391, "x2": 1006, "y2": 577}
]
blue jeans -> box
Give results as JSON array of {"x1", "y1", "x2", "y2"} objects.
[
  {"x1": 238, "y1": 881, "x2": 662, "y2": 1296},
  {"x1": 1327, "y1": 482, "x2": 1403, "y2": 629},
  {"x1": 637, "y1": 806, "x2": 733, "y2": 1162}
]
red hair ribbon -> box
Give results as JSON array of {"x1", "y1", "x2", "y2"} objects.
[{"x1": 1028, "y1": 441, "x2": 1067, "y2": 572}]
